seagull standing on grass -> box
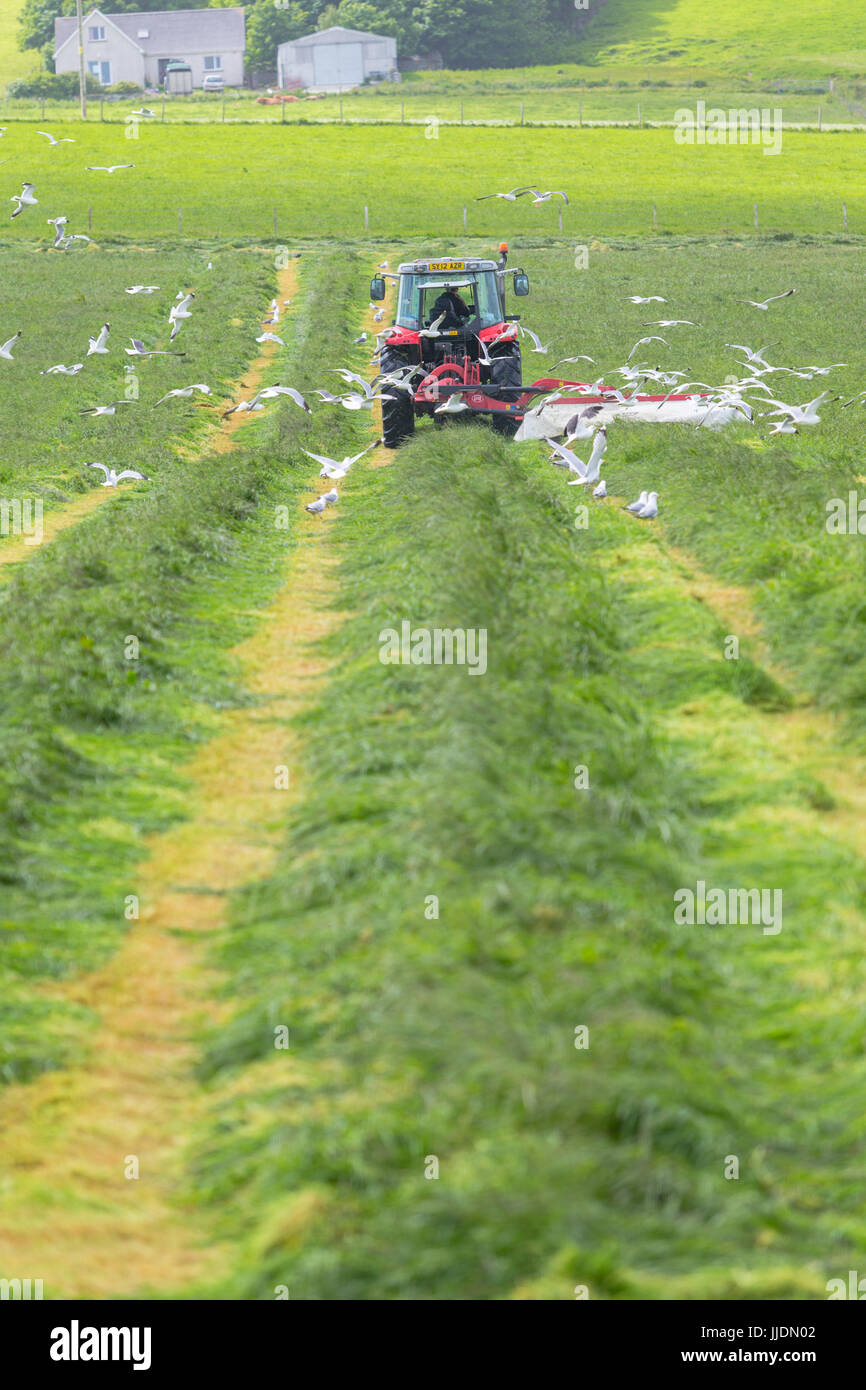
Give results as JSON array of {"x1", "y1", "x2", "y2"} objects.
[
  {"x1": 84, "y1": 463, "x2": 149, "y2": 487},
  {"x1": 592, "y1": 480, "x2": 607, "y2": 498},
  {"x1": 305, "y1": 496, "x2": 328, "y2": 514},
  {"x1": 637, "y1": 491, "x2": 659, "y2": 518},
  {"x1": 626, "y1": 490, "x2": 648, "y2": 513}
]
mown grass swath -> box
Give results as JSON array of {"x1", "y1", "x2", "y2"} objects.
[
  {"x1": 0, "y1": 247, "x2": 367, "y2": 1085},
  {"x1": 188, "y1": 415, "x2": 865, "y2": 1300}
]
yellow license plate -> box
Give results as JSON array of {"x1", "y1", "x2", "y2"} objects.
[{"x1": 428, "y1": 260, "x2": 465, "y2": 271}]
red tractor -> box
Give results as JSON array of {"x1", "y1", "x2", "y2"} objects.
[{"x1": 370, "y1": 244, "x2": 531, "y2": 447}]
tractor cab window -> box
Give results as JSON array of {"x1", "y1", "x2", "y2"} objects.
[{"x1": 396, "y1": 271, "x2": 502, "y2": 330}]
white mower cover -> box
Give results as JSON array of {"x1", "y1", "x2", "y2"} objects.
[{"x1": 514, "y1": 393, "x2": 747, "y2": 441}]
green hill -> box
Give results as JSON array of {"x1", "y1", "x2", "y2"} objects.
[
  {"x1": 573, "y1": 0, "x2": 866, "y2": 78},
  {"x1": 0, "y1": 6, "x2": 40, "y2": 87}
]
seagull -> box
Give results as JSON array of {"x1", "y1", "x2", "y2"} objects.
[
  {"x1": 40, "y1": 362, "x2": 82, "y2": 375},
  {"x1": 59, "y1": 233, "x2": 92, "y2": 250},
  {"x1": 249, "y1": 384, "x2": 311, "y2": 413},
  {"x1": 353, "y1": 333, "x2": 367, "y2": 344},
  {"x1": 11, "y1": 183, "x2": 37, "y2": 218},
  {"x1": 637, "y1": 491, "x2": 659, "y2": 518},
  {"x1": 38, "y1": 131, "x2": 75, "y2": 146},
  {"x1": 85, "y1": 164, "x2": 135, "y2": 173},
  {"x1": 130, "y1": 108, "x2": 156, "y2": 118},
  {"x1": 735, "y1": 289, "x2": 796, "y2": 310},
  {"x1": 125, "y1": 285, "x2": 160, "y2": 295},
  {"x1": 840, "y1": 389, "x2": 866, "y2": 409},
  {"x1": 625, "y1": 490, "x2": 648, "y2": 513},
  {"x1": 563, "y1": 405, "x2": 605, "y2": 441},
  {"x1": 434, "y1": 391, "x2": 470, "y2": 415},
  {"x1": 726, "y1": 343, "x2": 777, "y2": 368},
  {"x1": 528, "y1": 189, "x2": 569, "y2": 205},
  {"x1": 321, "y1": 488, "x2": 338, "y2": 504},
  {"x1": 301, "y1": 439, "x2": 379, "y2": 478},
  {"x1": 153, "y1": 384, "x2": 212, "y2": 405},
  {"x1": 84, "y1": 463, "x2": 149, "y2": 488},
  {"x1": 0, "y1": 331, "x2": 21, "y2": 360},
  {"x1": 627, "y1": 336, "x2": 669, "y2": 361},
  {"x1": 256, "y1": 331, "x2": 285, "y2": 345},
  {"x1": 80, "y1": 402, "x2": 134, "y2": 417},
  {"x1": 47, "y1": 214, "x2": 68, "y2": 246},
  {"x1": 552, "y1": 355, "x2": 596, "y2": 370},
  {"x1": 378, "y1": 260, "x2": 388, "y2": 268},
  {"x1": 305, "y1": 496, "x2": 327, "y2": 514},
  {"x1": 643, "y1": 319, "x2": 699, "y2": 328},
  {"x1": 125, "y1": 337, "x2": 184, "y2": 357},
  {"x1": 624, "y1": 295, "x2": 666, "y2": 304},
  {"x1": 521, "y1": 326, "x2": 552, "y2": 354},
  {"x1": 592, "y1": 480, "x2": 607, "y2": 498},
  {"x1": 168, "y1": 292, "x2": 195, "y2": 341},
  {"x1": 566, "y1": 427, "x2": 607, "y2": 486},
  {"x1": 373, "y1": 308, "x2": 384, "y2": 322},
  {"x1": 475, "y1": 187, "x2": 539, "y2": 202},
  {"x1": 87, "y1": 323, "x2": 110, "y2": 355},
  {"x1": 767, "y1": 420, "x2": 799, "y2": 435},
  {"x1": 545, "y1": 436, "x2": 587, "y2": 478},
  {"x1": 759, "y1": 390, "x2": 836, "y2": 425},
  {"x1": 419, "y1": 312, "x2": 447, "y2": 339}
]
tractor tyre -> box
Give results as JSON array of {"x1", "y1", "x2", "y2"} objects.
[
  {"x1": 488, "y1": 345, "x2": 522, "y2": 435},
  {"x1": 380, "y1": 346, "x2": 416, "y2": 448}
]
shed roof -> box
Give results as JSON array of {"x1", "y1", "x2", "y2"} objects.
[{"x1": 287, "y1": 26, "x2": 393, "y2": 48}]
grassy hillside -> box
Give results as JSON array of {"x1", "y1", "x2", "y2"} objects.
[
  {"x1": 0, "y1": 5, "x2": 38, "y2": 87},
  {"x1": 574, "y1": 0, "x2": 866, "y2": 78}
]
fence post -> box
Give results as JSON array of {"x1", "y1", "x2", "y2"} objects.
[
  {"x1": 88, "y1": 206, "x2": 93, "y2": 232},
  {"x1": 460, "y1": 101, "x2": 463, "y2": 125},
  {"x1": 161, "y1": 97, "x2": 165, "y2": 122},
  {"x1": 818, "y1": 106, "x2": 822, "y2": 130},
  {"x1": 41, "y1": 97, "x2": 45, "y2": 120},
  {"x1": 222, "y1": 94, "x2": 226, "y2": 122},
  {"x1": 753, "y1": 202, "x2": 758, "y2": 231},
  {"x1": 273, "y1": 208, "x2": 277, "y2": 236},
  {"x1": 339, "y1": 97, "x2": 343, "y2": 122},
  {"x1": 401, "y1": 100, "x2": 404, "y2": 124},
  {"x1": 281, "y1": 98, "x2": 285, "y2": 124},
  {"x1": 520, "y1": 102, "x2": 524, "y2": 125},
  {"x1": 638, "y1": 100, "x2": 642, "y2": 127},
  {"x1": 463, "y1": 205, "x2": 467, "y2": 231},
  {"x1": 100, "y1": 98, "x2": 104, "y2": 122},
  {"x1": 579, "y1": 99, "x2": 582, "y2": 127},
  {"x1": 558, "y1": 206, "x2": 563, "y2": 232},
  {"x1": 843, "y1": 201, "x2": 848, "y2": 230},
  {"x1": 364, "y1": 205, "x2": 369, "y2": 231},
  {"x1": 652, "y1": 201, "x2": 658, "y2": 230},
  {"x1": 178, "y1": 207, "x2": 182, "y2": 232}
]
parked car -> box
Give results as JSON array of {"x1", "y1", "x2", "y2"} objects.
[{"x1": 202, "y1": 73, "x2": 225, "y2": 92}]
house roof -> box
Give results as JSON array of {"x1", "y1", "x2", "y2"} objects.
[
  {"x1": 55, "y1": 7, "x2": 245, "y2": 56},
  {"x1": 287, "y1": 26, "x2": 393, "y2": 48}
]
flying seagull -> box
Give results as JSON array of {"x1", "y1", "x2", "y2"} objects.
[
  {"x1": 153, "y1": 384, "x2": 212, "y2": 406},
  {"x1": 84, "y1": 463, "x2": 149, "y2": 488},
  {"x1": 125, "y1": 286, "x2": 160, "y2": 295},
  {"x1": 565, "y1": 427, "x2": 608, "y2": 486},
  {"x1": 643, "y1": 319, "x2": 699, "y2": 328},
  {"x1": 528, "y1": 189, "x2": 569, "y2": 205},
  {"x1": 627, "y1": 336, "x2": 669, "y2": 361},
  {"x1": 0, "y1": 331, "x2": 22, "y2": 360},
  {"x1": 256, "y1": 331, "x2": 285, "y2": 345},
  {"x1": 735, "y1": 290, "x2": 796, "y2": 310},
  {"x1": 38, "y1": 131, "x2": 75, "y2": 146},
  {"x1": 125, "y1": 337, "x2": 184, "y2": 357},
  {"x1": 80, "y1": 402, "x2": 135, "y2": 417},
  {"x1": 759, "y1": 390, "x2": 837, "y2": 425},
  {"x1": 521, "y1": 326, "x2": 552, "y2": 354},
  {"x1": 130, "y1": 108, "x2": 156, "y2": 118},
  {"x1": 11, "y1": 183, "x2": 37, "y2": 218},
  {"x1": 87, "y1": 323, "x2": 110, "y2": 355},
  {"x1": 85, "y1": 164, "x2": 135, "y2": 173},
  {"x1": 301, "y1": 439, "x2": 379, "y2": 478},
  {"x1": 249, "y1": 384, "x2": 311, "y2": 412},
  {"x1": 40, "y1": 362, "x2": 83, "y2": 375},
  {"x1": 624, "y1": 295, "x2": 666, "y2": 304}
]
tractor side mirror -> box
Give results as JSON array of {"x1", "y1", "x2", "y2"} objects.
[
  {"x1": 370, "y1": 276, "x2": 386, "y2": 301},
  {"x1": 513, "y1": 272, "x2": 530, "y2": 297}
]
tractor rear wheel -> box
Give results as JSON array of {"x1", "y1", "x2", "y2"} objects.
[
  {"x1": 488, "y1": 345, "x2": 522, "y2": 435},
  {"x1": 380, "y1": 346, "x2": 415, "y2": 448}
]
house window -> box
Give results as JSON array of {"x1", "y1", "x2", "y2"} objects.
[
  {"x1": 204, "y1": 56, "x2": 222, "y2": 70},
  {"x1": 88, "y1": 59, "x2": 111, "y2": 84},
  {"x1": 89, "y1": 25, "x2": 106, "y2": 41}
]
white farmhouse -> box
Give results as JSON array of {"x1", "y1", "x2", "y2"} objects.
[
  {"x1": 277, "y1": 26, "x2": 397, "y2": 92},
  {"x1": 53, "y1": 7, "x2": 246, "y2": 89}
]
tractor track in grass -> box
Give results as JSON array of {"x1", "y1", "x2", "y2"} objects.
[
  {"x1": 0, "y1": 266, "x2": 299, "y2": 576},
  {"x1": 0, "y1": 259, "x2": 362, "y2": 1298}
]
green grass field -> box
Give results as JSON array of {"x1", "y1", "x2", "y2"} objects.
[{"x1": 0, "y1": 123, "x2": 862, "y2": 241}]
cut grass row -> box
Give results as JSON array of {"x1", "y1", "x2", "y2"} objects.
[
  {"x1": 0, "y1": 243, "x2": 369, "y2": 1085},
  {"x1": 0, "y1": 125, "x2": 863, "y2": 241},
  {"x1": 190, "y1": 420, "x2": 866, "y2": 1299}
]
